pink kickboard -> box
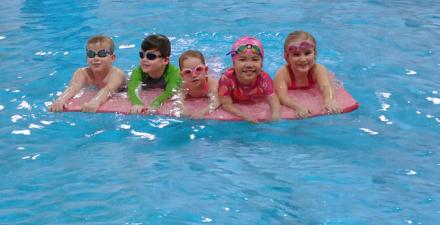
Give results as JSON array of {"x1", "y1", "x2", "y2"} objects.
[{"x1": 64, "y1": 77, "x2": 359, "y2": 121}]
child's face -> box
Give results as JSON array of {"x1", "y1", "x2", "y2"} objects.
[
  {"x1": 180, "y1": 57, "x2": 208, "y2": 88},
  {"x1": 233, "y1": 53, "x2": 262, "y2": 85},
  {"x1": 139, "y1": 49, "x2": 169, "y2": 78},
  {"x1": 285, "y1": 39, "x2": 316, "y2": 74},
  {"x1": 86, "y1": 42, "x2": 115, "y2": 73}
]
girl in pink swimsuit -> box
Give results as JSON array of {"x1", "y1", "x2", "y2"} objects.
[
  {"x1": 218, "y1": 36, "x2": 281, "y2": 123},
  {"x1": 178, "y1": 50, "x2": 220, "y2": 119},
  {"x1": 274, "y1": 31, "x2": 341, "y2": 118}
]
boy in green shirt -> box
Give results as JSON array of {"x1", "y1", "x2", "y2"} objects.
[{"x1": 128, "y1": 34, "x2": 182, "y2": 114}]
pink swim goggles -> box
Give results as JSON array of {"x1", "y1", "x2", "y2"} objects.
[
  {"x1": 286, "y1": 40, "x2": 315, "y2": 54},
  {"x1": 181, "y1": 65, "x2": 206, "y2": 77}
]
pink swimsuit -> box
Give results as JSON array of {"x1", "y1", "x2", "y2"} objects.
[
  {"x1": 185, "y1": 77, "x2": 209, "y2": 98},
  {"x1": 287, "y1": 65, "x2": 316, "y2": 90},
  {"x1": 218, "y1": 68, "x2": 274, "y2": 102}
]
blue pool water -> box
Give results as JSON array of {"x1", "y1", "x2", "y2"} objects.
[{"x1": 1, "y1": 0, "x2": 439, "y2": 224}]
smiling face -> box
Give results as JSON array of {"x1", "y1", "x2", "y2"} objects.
[
  {"x1": 86, "y1": 42, "x2": 115, "y2": 73},
  {"x1": 180, "y1": 56, "x2": 208, "y2": 88},
  {"x1": 233, "y1": 52, "x2": 262, "y2": 85},
  {"x1": 285, "y1": 39, "x2": 316, "y2": 74},
  {"x1": 139, "y1": 49, "x2": 169, "y2": 78}
]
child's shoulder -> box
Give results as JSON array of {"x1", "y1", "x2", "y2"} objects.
[
  {"x1": 275, "y1": 64, "x2": 295, "y2": 81},
  {"x1": 310, "y1": 63, "x2": 328, "y2": 75},
  {"x1": 219, "y1": 69, "x2": 236, "y2": 84},
  {"x1": 259, "y1": 70, "x2": 274, "y2": 82},
  {"x1": 109, "y1": 67, "x2": 127, "y2": 80},
  {"x1": 275, "y1": 64, "x2": 288, "y2": 75},
  {"x1": 72, "y1": 67, "x2": 90, "y2": 78},
  {"x1": 314, "y1": 63, "x2": 327, "y2": 70},
  {"x1": 221, "y1": 67, "x2": 235, "y2": 77},
  {"x1": 109, "y1": 65, "x2": 125, "y2": 73},
  {"x1": 75, "y1": 67, "x2": 88, "y2": 73}
]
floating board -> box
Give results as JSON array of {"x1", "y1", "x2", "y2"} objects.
[{"x1": 64, "y1": 77, "x2": 358, "y2": 121}]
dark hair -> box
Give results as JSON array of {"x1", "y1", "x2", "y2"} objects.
[
  {"x1": 179, "y1": 50, "x2": 206, "y2": 69},
  {"x1": 141, "y1": 34, "x2": 171, "y2": 57},
  {"x1": 87, "y1": 35, "x2": 115, "y2": 53}
]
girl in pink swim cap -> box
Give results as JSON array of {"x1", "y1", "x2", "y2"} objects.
[{"x1": 218, "y1": 36, "x2": 281, "y2": 123}]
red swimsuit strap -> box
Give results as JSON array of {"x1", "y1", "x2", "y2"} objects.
[
  {"x1": 203, "y1": 76, "x2": 209, "y2": 94},
  {"x1": 286, "y1": 64, "x2": 314, "y2": 90}
]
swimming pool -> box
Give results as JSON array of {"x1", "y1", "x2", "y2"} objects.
[{"x1": 1, "y1": 0, "x2": 439, "y2": 224}]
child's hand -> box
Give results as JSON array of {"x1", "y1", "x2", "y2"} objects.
[
  {"x1": 295, "y1": 106, "x2": 311, "y2": 118},
  {"x1": 145, "y1": 107, "x2": 158, "y2": 115},
  {"x1": 243, "y1": 115, "x2": 258, "y2": 123},
  {"x1": 49, "y1": 100, "x2": 67, "y2": 112},
  {"x1": 189, "y1": 112, "x2": 206, "y2": 120},
  {"x1": 81, "y1": 101, "x2": 100, "y2": 113},
  {"x1": 270, "y1": 111, "x2": 281, "y2": 122},
  {"x1": 324, "y1": 99, "x2": 341, "y2": 114},
  {"x1": 130, "y1": 105, "x2": 147, "y2": 114}
]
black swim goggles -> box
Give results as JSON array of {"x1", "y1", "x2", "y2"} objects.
[
  {"x1": 139, "y1": 51, "x2": 162, "y2": 60},
  {"x1": 86, "y1": 49, "x2": 113, "y2": 58}
]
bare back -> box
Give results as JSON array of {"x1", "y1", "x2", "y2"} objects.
[{"x1": 275, "y1": 64, "x2": 319, "y2": 91}]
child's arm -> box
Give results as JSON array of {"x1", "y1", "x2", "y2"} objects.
[
  {"x1": 274, "y1": 68, "x2": 310, "y2": 118},
  {"x1": 190, "y1": 78, "x2": 220, "y2": 119},
  {"x1": 82, "y1": 68, "x2": 126, "y2": 112},
  {"x1": 174, "y1": 88, "x2": 190, "y2": 117},
  {"x1": 314, "y1": 64, "x2": 341, "y2": 114},
  {"x1": 266, "y1": 94, "x2": 281, "y2": 121},
  {"x1": 150, "y1": 67, "x2": 182, "y2": 111},
  {"x1": 49, "y1": 69, "x2": 86, "y2": 112},
  {"x1": 127, "y1": 67, "x2": 147, "y2": 114},
  {"x1": 190, "y1": 92, "x2": 220, "y2": 119},
  {"x1": 220, "y1": 95, "x2": 257, "y2": 123}
]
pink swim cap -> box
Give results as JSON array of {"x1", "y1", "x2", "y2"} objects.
[{"x1": 230, "y1": 36, "x2": 264, "y2": 61}]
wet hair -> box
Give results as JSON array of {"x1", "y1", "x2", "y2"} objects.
[
  {"x1": 178, "y1": 50, "x2": 206, "y2": 69},
  {"x1": 141, "y1": 34, "x2": 171, "y2": 57},
  {"x1": 284, "y1": 30, "x2": 317, "y2": 55},
  {"x1": 87, "y1": 35, "x2": 115, "y2": 54}
]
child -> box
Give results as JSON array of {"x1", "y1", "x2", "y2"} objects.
[
  {"x1": 218, "y1": 36, "x2": 281, "y2": 123},
  {"x1": 274, "y1": 31, "x2": 341, "y2": 118},
  {"x1": 178, "y1": 50, "x2": 220, "y2": 119},
  {"x1": 49, "y1": 35, "x2": 126, "y2": 112},
  {"x1": 127, "y1": 34, "x2": 182, "y2": 114}
]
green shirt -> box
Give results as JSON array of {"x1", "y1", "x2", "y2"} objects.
[{"x1": 128, "y1": 64, "x2": 182, "y2": 108}]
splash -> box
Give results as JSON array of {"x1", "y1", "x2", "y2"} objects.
[
  {"x1": 119, "y1": 44, "x2": 135, "y2": 49},
  {"x1": 130, "y1": 130, "x2": 155, "y2": 140},
  {"x1": 426, "y1": 97, "x2": 440, "y2": 104}
]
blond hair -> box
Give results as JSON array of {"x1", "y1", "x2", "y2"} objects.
[
  {"x1": 87, "y1": 35, "x2": 115, "y2": 54},
  {"x1": 179, "y1": 50, "x2": 206, "y2": 69},
  {"x1": 284, "y1": 31, "x2": 317, "y2": 55}
]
